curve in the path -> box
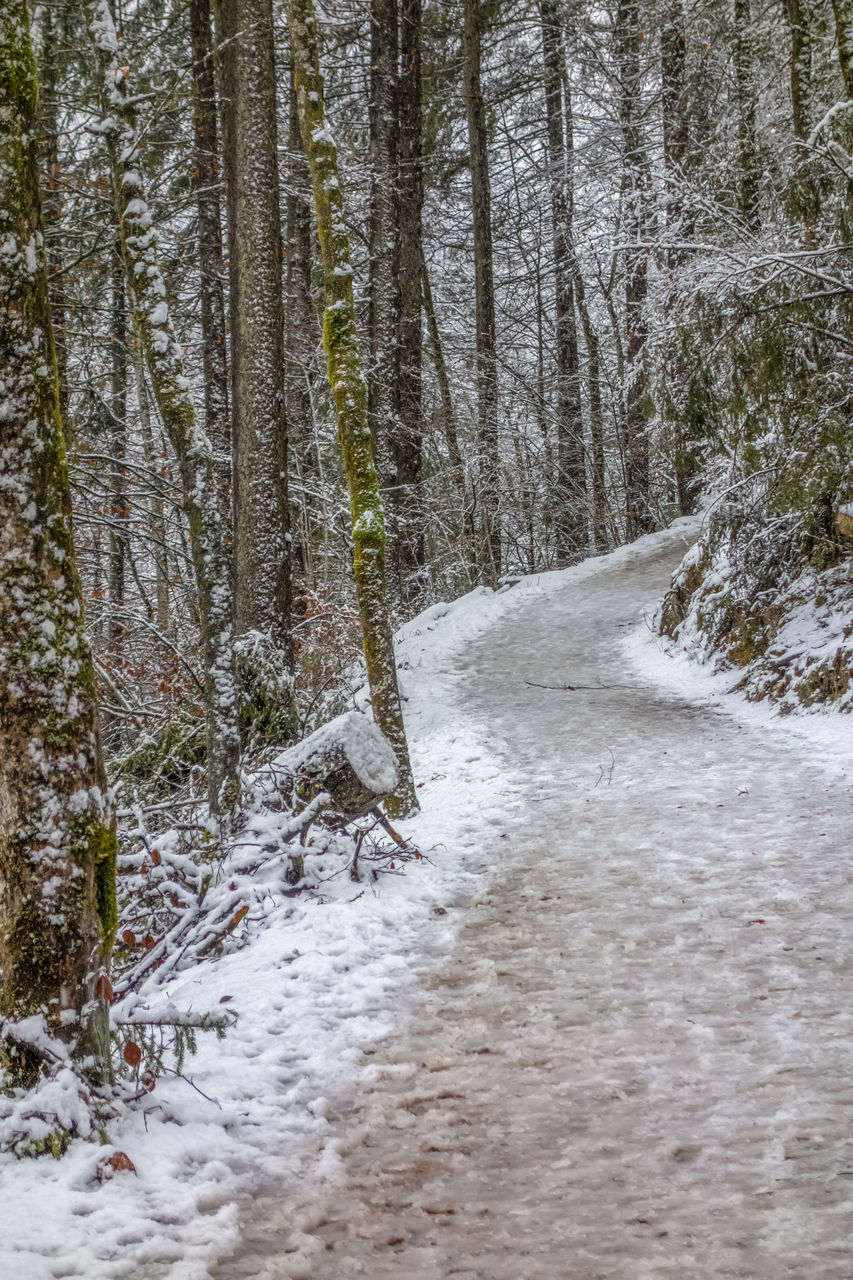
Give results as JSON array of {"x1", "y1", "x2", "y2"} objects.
[{"x1": 215, "y1": 532, "x2": 853, "y2": 1279}]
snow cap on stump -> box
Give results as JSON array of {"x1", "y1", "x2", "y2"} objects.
[{"x1": 272, "y1": 711, "x2": 399, "y2": 823}]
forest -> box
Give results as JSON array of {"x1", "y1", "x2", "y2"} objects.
[{"x1": 1, "y1": 0, "x2": 852, "y2": 1229}]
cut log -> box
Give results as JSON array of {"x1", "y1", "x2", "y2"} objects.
[{"x1": 266, "y1": 712, "x2": 400, "y2": 826}]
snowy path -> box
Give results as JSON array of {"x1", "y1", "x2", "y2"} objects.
[{"x1": 213, "y1": 528, "x2": 853, "y2": 1279}]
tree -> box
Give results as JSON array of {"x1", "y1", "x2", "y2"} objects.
[
  {"x1": 220, "y1": 0, "x2": 293, "y2": 656},
  {"x1": 0, "y1": 0, "x2": 115, "y2": 1086},
  {"x1": 87, "y1": 0, "x2": 241, "y2": 813},
  {"x1": 189, "y1": 0, "x2": 231, "y2": 528},
  {"x1": 394, "y1": 0, "x2": 427, "y2": 602},
  {"x1": 733, "y1": 0, "x2": 760, "y2": 232},
  {"x1": 614, "y1": 0, "x2": 652, "y2": 539},
  {"x1": 287, "y1": 0, "x2": 419, "y2": 817},
  {"x1": 540, "y1": 0, "x2": 586, "y2": 561},
  {"x1": 462, "y1": 0, "x2": 501, "y2": 584}
]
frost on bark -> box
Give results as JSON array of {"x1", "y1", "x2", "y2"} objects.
[
  {"x1": 220, "y1": 0, "x2": 293, "y2": 655},
  {"x1": 287, "y1": 0, "x2": 419, "y2": 818},
  {"x1": 0, "y1": 0, "x2": 115, "y2": 1085},
  {"x1": 87, "y1": 1, "x2": 240, "y2": 814},
  {"x1": 462, "y1": 0, "x2": 501, "y2": 586},
  {"x1": 540, "y1": 0, "x2": 586, "y2": 562}
]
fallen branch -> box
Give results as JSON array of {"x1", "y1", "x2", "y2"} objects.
[{"x1": 525, "y1": 679, "x2": 643, "y2": 691}]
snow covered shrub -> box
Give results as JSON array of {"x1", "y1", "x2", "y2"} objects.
[{"x1": 235, "y1": 630, "x2": 299, "y2": 750}]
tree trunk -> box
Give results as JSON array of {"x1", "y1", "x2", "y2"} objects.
[
  {"x1": 108, "y1": 244, "x2": 126, "y2": 667},
  {"x1": 615, "y1": 0, "x2": 652, "y2": 540},
  {"x1": 220, "y1": 0, "x2": 292, "y2": 654},
  {"x1": 189, "y1": 0, "x2": 231, "y2": 531},
  {"x1": 394, "y1": 0, "x2": 427, "y2": 604},
  {"x1": 661, "y1": 0, "x2": 690, "y2": 243},
  {"x1": 574, "y1": 273, "x2": 608, "y2": 554},
  {"x1": 733, "y1": 0, "x2": 761, "y2": 232},
  {"x1": 285, "y1": 58, "x2": 320, "y2": 591},
  {"x1": 783, "y1": 0, "x2": 812, "y2": 139},
  {"x1": 133, "y1": 347, "x2": 171, "y2": 633},
  {"x1": 462, "y1": 0, "x2": 501, "y2": 585},
  {"x1": 37, "y1": 1, "x2": 70, "y2": 426},
  {"x1": 0, "y1": 0, "x2": 115, "y2": 1086},
  {"x1": 421, "y1": 247, "x2": 475, "y2": 576},
  {"x1": 287, "y1": 0, "x2": 419, "y2": 817},
  {"x1": 367, "y1": 0, "x2": 399, "y2": 491},
  {"x1": 831, "y1": 0, "x2": 853, "y2": 99},
  {"x1": 88, "y1": 1, "x2": 240, "y2": 815},
  {"x1": 540, "y1": 0, "x2": 586, "y2": 562}
]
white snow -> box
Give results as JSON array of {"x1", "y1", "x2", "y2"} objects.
[
  {"x1": 271, "y1": 710, "x2": 398, "y2": 795},
  {"x1": 1, "y1": 519, "x2": 851, "y2": 1278}
]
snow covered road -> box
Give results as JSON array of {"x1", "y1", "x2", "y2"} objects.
[{"x1": 215, "y1": 522, "x2": 853, "y2": 1278}]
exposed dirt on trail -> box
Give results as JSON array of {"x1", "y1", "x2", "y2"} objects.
[{"x1": 212, "y1": 531, "x2": 853, "y2": 1279}]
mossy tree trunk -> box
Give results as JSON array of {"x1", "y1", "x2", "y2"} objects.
[
  {"x1": 287, "y1": 0, "x2": 418, "y2": 818},
  {"x1": 0, "y1": 0, "x2": 115, "y2": 1085},
  {"x1": 87, "y1": 1, "x2": 240, "y2": 814}
]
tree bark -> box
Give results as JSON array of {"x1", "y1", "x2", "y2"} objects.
[
  {"x1": 287, "y1": 0, "x2": 419, "y2": 817},
  {"x1": 0, "y1": 0, "x2": 115, "y2": 1085},
  {"x1": 107, "y1": 244, "x2": 127, "y2": 669},
  {"x1": 661, "y1": 0, "x2": 691, "y2": 245},
  {"x1": 421, "y1": 246, "x2": 474, "y2": 573},
  {"x1": 540, "y1": 0, "x2": 586, "y2": 562},
  {"x1": 784, "y1": 0, "x2": 813, "y2": 139},
  {"x1": 189, "y1": 0, "x2": 231, "y2": 532},
  {"x1": 285, "y1": 58, "x2": 320, "y2": 590},
  {"x1": 462, "y1": 0, "x2": 501, "y2": 585},
  {"x1": 367, "y1": 0, "x2": 399, "y2": 491},
  {"x1": 36, "y1": 2, "x2": 70, "y2": 426},
  {"x1": 574, "y1": 273, "x2": 608, "y2": 554},
  {"x1": 733, "y1": 0, "x2": 761, "y2": 232},
  {"x1": 615, "y1": 0, "x2": 652, "y2": 539},
  {"x1": 220, "y1": 0, "x2": 292, "y2": 654},
  {"x1": 394, "y1": 0, "x2": 427, "y2": 603},
  {"x1": 831, "y1": 0, "x2": 853, "y2": 99},
  {"x1": 88, "y1": 1, "x2": 240, "y2": 815}
]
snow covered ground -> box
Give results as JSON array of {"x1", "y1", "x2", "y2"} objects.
[{"x1": 2, "y1": 518, "x2": 851, "y2": 1279}]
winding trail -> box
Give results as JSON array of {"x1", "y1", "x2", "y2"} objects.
[{"x1": 215, "y1": 530, "x2": 853, "y2": 1278}]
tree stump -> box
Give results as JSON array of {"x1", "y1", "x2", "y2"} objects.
[{"x1": 267, "y1": 712, "x2": 400, "y2": 827}]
